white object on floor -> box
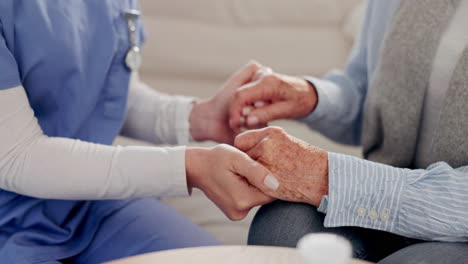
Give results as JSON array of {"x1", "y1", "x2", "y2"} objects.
[{"x1": 297, "y1": 233, "x2": 352, "y2": 264}]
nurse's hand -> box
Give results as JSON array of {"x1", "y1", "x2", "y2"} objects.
[
  {"x1": 189, "y1": 61, "x2": 268, "y2": 144},
  {"x1": 185, "y1": 144, "x2": 276, "y2": 221}
]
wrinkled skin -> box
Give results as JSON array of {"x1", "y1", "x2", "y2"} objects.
[
  {"x1": 229, "y1": 63, "x2": 317, "y2": 134},
  {"x1": 234, "y1": 127, "x2": 329, "y2": 206}
]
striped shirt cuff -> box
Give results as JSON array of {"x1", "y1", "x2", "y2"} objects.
[{"x1": 320, "y1": 152, "x2": 408, "y2": 234}]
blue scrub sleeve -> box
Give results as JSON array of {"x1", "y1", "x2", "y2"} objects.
[{"x1": 0, "y1": 22, "x2": 21, "y2": 90}]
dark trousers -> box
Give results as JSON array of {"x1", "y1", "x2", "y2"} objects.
[{"x1": 248, "y1": 200, "x2": 468, "y2": 264}]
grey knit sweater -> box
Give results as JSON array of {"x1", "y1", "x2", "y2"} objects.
[{"x1": 362, "y1": 0, "x2": 468, "y2": 169}]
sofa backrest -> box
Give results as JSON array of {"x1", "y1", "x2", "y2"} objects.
[{"x1": 139, "y1": 0, "x2": 365, "y2": 97}]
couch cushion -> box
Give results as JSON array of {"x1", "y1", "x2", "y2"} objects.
[
  {"x1": 140, "y1": 18, "x2": 352, "y2": 81},
  {"x1": 343, "y1": 0, "x2": 367, "y2": 41},
  {"x1": 141, "y1": 0, "x2": 362, "y2": 27}
]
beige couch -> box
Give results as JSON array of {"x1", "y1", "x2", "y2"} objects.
[{"x1": 117, "y1": 0, "x2": 366, "y2": 245}]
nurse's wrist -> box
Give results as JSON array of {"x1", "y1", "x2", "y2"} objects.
[
  {"x1": 185, "y1": 147, "x2": 206, "y2": 190},
  {"x1": 188, "y1": 99, "x2": 214, "y2": 141}
]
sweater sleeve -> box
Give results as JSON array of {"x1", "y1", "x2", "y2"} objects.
[
  {"x1": 0, "y1": 86, "x2": 190, "y2": 200},
  {"x1": 300, "y1": 1, "x2": 374, "y2": 146},
  {"x1": 121, "y1": 73, "x2": 195, "y2": 145}
]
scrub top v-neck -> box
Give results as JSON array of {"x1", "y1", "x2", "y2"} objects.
[{"x1": 0, "y1": 0, "x2": 145, "y2": 144}]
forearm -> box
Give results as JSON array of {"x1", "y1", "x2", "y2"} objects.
[
  {"x1": 0, "y1": 86, "x2": 189, "y2": 200},
  {"x1": 320, "y1": 153, "x2": 468, "y2": 242},
  {"x1": 300, "y1": 0, "x2": 375, "y2": 146},
  {"x1": 301, "y1": 76, "x2": 365, "y2": 145},
  {"x1": 121, "y1": 73, "x2": 195, "y2": 145}
]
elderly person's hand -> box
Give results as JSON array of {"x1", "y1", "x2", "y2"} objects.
[
  {"x1": 234, "y1": 127, "x2": 328, "y2": 206},
  {"x1": 229, "y1": 65, "x2": 318, "y2": 134}
]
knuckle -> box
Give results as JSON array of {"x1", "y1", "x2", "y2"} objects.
[
  {"x1": 235, "y1": 90, "x2": 248, "y2": 103},
  {"x1": 258, "y1": 137, "x2": 270, "y2": 150},
  {"x1": 213, "y1": 144, "x2": 231, "y2": 155},
  {"x1": 212, "y1": 144, "x2": 223, "y2": 152},
  {"x1": 276, "y1": 130, "x2": 288, "y2": 139},
  {"x1": 233, "y1": 150, "x2": 250, "y2": 165},
  {"x1": 234, "y1": 134, "x2": 251, "y2": 149},
  {"x1": 267, "y1": 126, "x2": 284, "y2": 135},
  {"x1": 259, "y1": 140, "x2": 274, "y2": 159},
  {"x1": 218, "y1": 143, "x2": 230, "y2": 148},
  {"x1": 248, "y1": 61, "x2": 261, "y2": 71},
  {"x1": 263, "y1": 74, "x2": 280, "y2": 86},
  {"x1": 247, "y1": 60, "x2": 260, "y2": 67},
  {"x1": 233, "y1": 135, "x2": 243, "y2": 148}
]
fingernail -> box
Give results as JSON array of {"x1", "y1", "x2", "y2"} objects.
[
  {"x1": 264, "y1": 175, "x2": 280, "y2": 191},
  {"x1": 239, "y1": 116, "x2": 245, "y2": 124},
  {"x1": 254, "y1": 101, "x2": 265, "y2": 108},
  {"x1": 242, "y1": 106, "x2": 251, "y2": 116},
  {"x1": 247, "y1": 116, "x2": 259, "y2": 126}
]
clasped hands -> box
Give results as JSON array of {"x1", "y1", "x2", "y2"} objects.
[{"x1": 186, "y1": 62, "x2": 328, "y2": 221}]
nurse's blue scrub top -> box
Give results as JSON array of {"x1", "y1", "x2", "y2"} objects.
[{"x1": 0, "y1": 1, "x2": 145, "y2": 262}]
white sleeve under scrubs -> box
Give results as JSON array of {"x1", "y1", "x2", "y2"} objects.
[{"x1": 0, "y1": 1, "x2": 219, "y2": 263}]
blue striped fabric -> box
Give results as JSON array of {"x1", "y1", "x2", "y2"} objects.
[{"x1": 318, "y1": 153, "x2": 468, "y2": 242}]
